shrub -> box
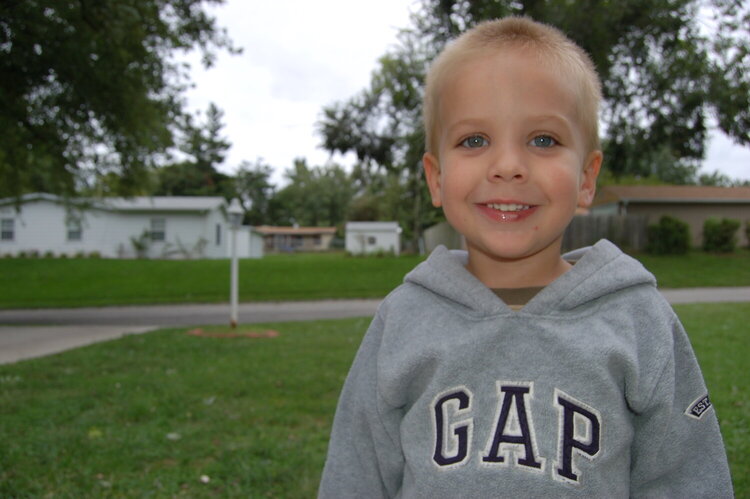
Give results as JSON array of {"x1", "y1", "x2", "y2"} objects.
[
  {"x1": 745, "y1": 220, "x2": 750, "y2": 249},
  {"x1": 646, "y1": 216, "x2": 691, "y2": 255},
  {"x1": 703, "y1": 218, "x2": 740, "y2": 253},
  {"x1": 43, "y1": 250, "x2": 56, "y2": 259}
]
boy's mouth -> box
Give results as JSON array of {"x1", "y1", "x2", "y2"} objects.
[
  {"x1": 483, "y1": 203, "x2": 531, "y2": 212},
  {"x1": 477, "y1": 202, "x2": 537, "y2": 222}
]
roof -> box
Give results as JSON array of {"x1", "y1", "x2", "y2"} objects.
[
  {"x1": 255, "y1": 225, "x2": 337, "y2": 236},
  {"x1": 593, "y1": 185, "x2": 750, "y2": 205},
  {"x1": 99, "y1": 196, "x2": 225, "y2": 212},
  {"x1": 0, "y1": 193, "x2": 226, "y2": 212},
  {"x1": 346, "y1": 221, "x2": 401, "y2": 231}
]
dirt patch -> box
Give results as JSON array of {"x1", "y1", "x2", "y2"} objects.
[{"x1": 186, "y1": 328, "x2": 279, "y2": 339}]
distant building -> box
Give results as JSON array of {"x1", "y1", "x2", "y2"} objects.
[
  {"x1": 345, "y1": 221, "x2": 401, "y2": 256},
  {"x1": 0, "y1": 193, "x2": 264, "y2": 259},
  {"x1": 255, "y1": 225, "x2": 336, "y2": 252},
  {"x1": 591, "y1": 185, "x2": 750, "y2": 247}
]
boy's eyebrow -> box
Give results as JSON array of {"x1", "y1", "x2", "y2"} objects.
[
  {"x1": 443, "y1": 114, "x2": 576, "y2": 136},
  {"x1": 443, "y1": 118, "x2": 491, "y2": 135},
  {"x1": 528, "y1": 114, "x2": 575, "y2": 130}
]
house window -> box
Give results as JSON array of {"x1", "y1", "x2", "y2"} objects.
[
  {"x1": 150, "y1": 217, "x2": 166, "y2": 242},
  {"x1": 367, "y1": 236, "x2": 377, "y2": 245},
  {"x1": 215, "y1": 223, "x2": 221, "y2": 245},
  {"x1": 1, "y1": 218, "x2": 13, "y2": 241},
  {"x1": 67, "y1": 219, "x2": 82, "y2": 241}
]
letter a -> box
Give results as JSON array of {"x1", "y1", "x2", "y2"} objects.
[{"x1": 482, "y1": 382, "x2": 543, "y2": 471}]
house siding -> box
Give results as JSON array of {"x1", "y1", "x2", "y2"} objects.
[
  {"x1": 0, "y1": 195, "x2": 258, "y2": 259},
  {"x1": 345, "y1": 222, "x2": 401, "y2": 256}
]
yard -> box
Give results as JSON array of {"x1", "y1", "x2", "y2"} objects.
[
  {"x1": 1, "y1": 249, "x2": 749, "y2": 309},
  {"x1": 0, "y1": 304, "x2": 748, "y2": 497}
]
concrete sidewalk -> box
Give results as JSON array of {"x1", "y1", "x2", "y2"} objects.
[
  {"x1": 1, "y1": 288, "x2": 748, "y2": 365},
  {"x1": 0, "y1": 325, "x2": 157, "y2": 365}
]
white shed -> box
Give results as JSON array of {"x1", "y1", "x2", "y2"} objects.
[
  {"x1": 0, "y1": 193, "x2": 264, "y2": 259},
  {"x1": 345, "y1": 221, "x2": 401, "y2": 256}
]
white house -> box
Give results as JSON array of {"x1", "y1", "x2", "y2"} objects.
[
  {"x1": 345, "y1": 221, "x2": 401, "y2": 256},
  {"x1": 0, "y1": 193, "x2": 263, "y2": 259}
]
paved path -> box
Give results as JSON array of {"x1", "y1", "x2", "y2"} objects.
[{"x1": 1, "y1": 288, "x2": 748, "y2": 364}]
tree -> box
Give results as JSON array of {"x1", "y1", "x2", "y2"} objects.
[
  {"x1": 233, "y1": 158, "x2": 276, "y2": 225},
  {"x1": 273, "y1": 159, "x2": 356, "y2": 228},
  {"x1": 318, "y1": 28, "x2": 438, "y2": 249},
  {"x1": 318, "y1": 0, "x2": 750, "y2": 240},
  {"x1": 153, "y1": 103, "x2": 232, "y2": 196},
  {"x1": 0, "y1": 0, "x2": 239, "y2": 200}
]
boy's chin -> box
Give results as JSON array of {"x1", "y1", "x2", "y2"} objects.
[{"x1": 466, "y1": 237, "x2": 564, "y2": 263}]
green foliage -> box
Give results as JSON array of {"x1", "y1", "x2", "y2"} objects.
[
  {"x1": 233, "y1": 159, "x2": 277, "y2": 226},
  {"x1": 152, "y1": 103, "x2": 233, "y2": 197},
  {"x1": 703, "y1": 218, "x2": 741, "y2": 253},
  {"x1": 0, "y1": 0, "x2": 239, "y2": 199},
  {"x1": 317, "y1": 28, "x2": 437, "y2": 249},
  {"x1": 272, "y1": 159, "x2": 356, "y2": 227},
  {"x1": 646, "y1": 216, "x2": 691, "y2": 254}
]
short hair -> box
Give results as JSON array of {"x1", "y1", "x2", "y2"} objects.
[{"x1": 423, "y1": 17, "x2": 602, "y2": 156}]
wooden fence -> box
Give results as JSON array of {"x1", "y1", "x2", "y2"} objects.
[{"x1": 562, "y1": 214, "x2": 649, "y2": 253}]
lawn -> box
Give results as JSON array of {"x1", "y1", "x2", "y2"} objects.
[
  {"x1": 0, "y1": 304, "x2": 747, "y2": 497},
  {"x1": 0, "y1": 253, "x2": 425, "y2": 309},
  {"x1": 1, "y1": 249, "x2": 749, "y2": 309}
]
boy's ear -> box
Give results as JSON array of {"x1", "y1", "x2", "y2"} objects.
[
  {"x1": 578, "y1": 151, "x2": 602, "y2": 208},
  {"x1": 423, "y1": 152, "x2": 443, "y2": 208}
]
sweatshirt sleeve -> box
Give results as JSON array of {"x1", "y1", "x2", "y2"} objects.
[
  {"x1": 318, "y1": 312, "x2": 404, "y2": 498},
  {"x1": 629, "y1": 314, "x2": 734, "y2": 498}
]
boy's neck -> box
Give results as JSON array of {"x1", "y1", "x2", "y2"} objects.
[{"x1": 465, "y1": 244, "x2": 572, "y2": 289}]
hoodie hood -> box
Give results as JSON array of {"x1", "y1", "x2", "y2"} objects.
[{"x1": 404, "y1": 239, "x2": 656, "y2": 316}]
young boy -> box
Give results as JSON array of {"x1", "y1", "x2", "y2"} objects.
[{"x1": 319, "y1": 17, "x2": 733, "y2": 498}]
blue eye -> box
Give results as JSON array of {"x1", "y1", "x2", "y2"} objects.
[
  {"x1": 530, "y1": 135, "x2": 557, "y2": 148},
  {"x1": 460, "y1": 135, "x2": 488, "y2": 148}
]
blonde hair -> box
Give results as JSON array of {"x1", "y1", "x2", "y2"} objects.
[{"x1": 423, "y1": 17, "x2": 602, "y2": 156}]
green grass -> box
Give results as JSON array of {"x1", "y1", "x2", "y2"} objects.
[
  {"x1": 1, "y1": 250, "x2": 749, "y2": 309},
  {"x1": 673, "y1": 303, "x2": 750, "y2": 495},
  {"x1": 0, "y1": 305, "x2": 748, "y2": 497},
  {"x1": 633, "y1": 249, "x2": 750, "y2": 288},
  {"x1": 0, "y1": 317, "x2": 370, "y2": 497},
  {"x1": 0, "y1": 253, "x2": 424, "y2": 309}
]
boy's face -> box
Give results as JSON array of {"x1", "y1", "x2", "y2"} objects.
[{"x1": 423, "y1": 47, "x2": 601, "y2": 284}]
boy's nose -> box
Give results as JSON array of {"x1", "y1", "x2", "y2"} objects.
[{"x1": 487, "y1": 146, "x2": 527, "y2": 182}]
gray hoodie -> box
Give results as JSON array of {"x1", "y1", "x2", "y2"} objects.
[{"x1": 319, "y1": 240, "x2": 733, "y2": 498}]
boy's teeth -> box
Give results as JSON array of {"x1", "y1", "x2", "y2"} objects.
[{"x1": 487, "y1": 203, "x2": 529, "y2": 212}]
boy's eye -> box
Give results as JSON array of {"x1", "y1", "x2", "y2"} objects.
[
  {"x1": 460, "y1": 135, "x2": 488, "y2": 148},
  {"x1": 529, "y1": 135, "x2": 557, "y2": 148}
]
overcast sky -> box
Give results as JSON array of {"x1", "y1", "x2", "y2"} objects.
[{"x1": 182, "y1": 0, "x2": 750, "y2": 184}]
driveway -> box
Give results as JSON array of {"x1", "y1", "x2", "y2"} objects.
[{"x1": 1, "y1": 288, "x2": 749, "y2": 364}]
